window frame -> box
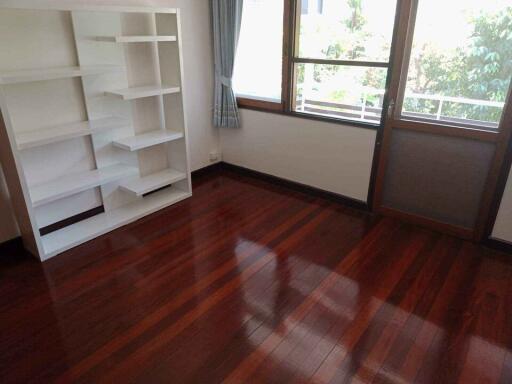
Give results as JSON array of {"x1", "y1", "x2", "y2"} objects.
[
  {"x1": 236, "y1": 0, "x2": 398, "y2": 130},
  {"x1": 236, "y1": 0, "x2": 292, "y2": 114}
]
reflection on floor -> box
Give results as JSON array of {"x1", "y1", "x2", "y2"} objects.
[{"x1": 1, "y1": 166, "x2": 511, "y2": 383}]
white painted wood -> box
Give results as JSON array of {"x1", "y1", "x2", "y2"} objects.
[
  {"x1": 112, "y1": 130, "x2": 183, "y2": 151},
  {"x1": 119, "y1": 13, "x2": 169, "y2": 179},
  {"x1": 97, "y1": 35, "x2": 177, "y2": 43},
  {"x1": 0, "y1": 1, "x2": 177, "y2": 14},
  {"x1": 0, "y1": 65, "x2": 123, "y2": 84},
  {"x1": 0, "y1": 5, "x2": 192, "y2": 260},
  {"x1": 156, "y1": 10, "x2": 192, "y2": 193},
  {"x1": 106, "y1": 85, "x2": 180, "y2": 100},
  {"x1": 71, "y1": 11, "x2": 139, "y2": 212},
  {"x1": 0, "y1": 2, "x2": 216, "y2": 251},
  {"x1": 30, "y1": 164, "x2": 137, "y2": 207},
  {"x1": 119, "y1": 168, "x2": 187, "y2": 196},
  {"x1": 0, "y1": 7, "x2": 97, "y2": 254},
  {"x1": 41, "y1": 187, "x2": 191, "y2": 260},
  {"x1": 34, "y1": 189, "x2": 101, "y2": 229},
  {"x1": 15, "y1": 117, "x2": 129, "y2": 149}
]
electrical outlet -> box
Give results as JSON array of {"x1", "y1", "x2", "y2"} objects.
[{"x1": 209, "y1": 151, "x2": 220, "y2": 162}]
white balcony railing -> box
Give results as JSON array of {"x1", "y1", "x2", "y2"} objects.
[{"x1": 297, "y1": 88, "x2": 504, "y2": 128}]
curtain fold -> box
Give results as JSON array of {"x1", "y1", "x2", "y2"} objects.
[{"x1": 211, "y1": 0, "x2": 244, "y2": 128}]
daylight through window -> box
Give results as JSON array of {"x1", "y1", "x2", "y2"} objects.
[
  {"x1": 401, "y1": 0, "x2": 512, "y2": 130},
  {"x1": 233, "y1": 0, "x2": 284, "y2": 102},
  {"x1": 292, "y1": 0, "x2": 397, "y2": 124}
]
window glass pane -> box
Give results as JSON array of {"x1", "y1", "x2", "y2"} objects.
[
  {"x1": 296, "y1": 0, "x2": 397, "y2": 62},
  {"x1": 402, "y1": 1, "x2": 512, "y2": 129},
  {"x1": 294, "y1": 63, "x2": 387, "y2": 124},
  {"x1": 233, "y1": 0, "x2": 283, "y2": 102}
]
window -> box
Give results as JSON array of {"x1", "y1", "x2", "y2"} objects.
[
  {"x1": 401, "y1": 0, "x2": 512, "y2": 130},
  {"x1": 294, "y1": 64, "x2": 388, "y2": 124},
  {"x1": 292, "y1": 0, "x2": 397, "y2": 124},
  {"x1": 234, "y1": 0, "x2": 398, "y2": 125},
  {"x1": 233, "y1": 0, "x2": 284, "y2": 104},
  {"x1": 233, "y1": 0, "x2": 512, "y2": 132}
]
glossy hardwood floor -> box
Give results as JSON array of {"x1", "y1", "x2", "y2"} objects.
[{"x1": 1, "y1": 167, "x2": 512, "y2": 383}]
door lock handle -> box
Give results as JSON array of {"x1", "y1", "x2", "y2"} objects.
[{"x1": 387, "y1": 99, "x2": 395, "y2": 119}]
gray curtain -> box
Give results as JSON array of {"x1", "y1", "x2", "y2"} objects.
[{"x1": 211, "y1": 0, "x2": 244, "y2": 128}]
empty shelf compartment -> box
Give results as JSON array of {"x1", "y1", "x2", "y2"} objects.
[
  {"x1": 41, "y1": 186, "x2": 190, "y2": 259},
  {"x1": 0, "y1": 65, "x2": 123, "y2": 84},
  {"x1": 29, "y1": 164, "x2": 137, "y2": 207},
  {"x1": 119, "y1": 169, "x2": 187, "y2": 196},
  {"x1": 16, "y1": 117, "x2": 129, "y2": 150},
  {"x1": 112, "y1": 130, "x2": 183, "y2": 151}
]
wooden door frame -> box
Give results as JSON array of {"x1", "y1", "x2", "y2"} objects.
[
  {"x1": 371, "y1": 0, "x2": 512, "y2": 241},
  {"x1": 372, "y1": 0, "x2": 416, "y2": 209}
]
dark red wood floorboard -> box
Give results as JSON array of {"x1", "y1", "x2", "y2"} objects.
[
  {"x1": 1, "y1": 168, "x2": 512, "y2": 384},
  {"x1": 90, "y1": 207, "x2": 338, "y2": 382},
  {"x1": 370, "y1": 236, "x2": 461, "y2": 384},
  {"x1": 68, "y1": 203, "x2": 326, "y2": 379},
  {"x1": 139, "y1": 205, "x2": 374, "y2": 383},
  {"x1": 410, "y1": 244, "x2": 485, "y2": 384},
  {"x1": 50, "y1": 193, "x2": 324, "y2": 381},
  {"x1": 246, "y1": 222, "x2": 410, "y2": 384}
]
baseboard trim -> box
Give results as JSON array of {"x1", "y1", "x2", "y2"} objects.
[
  {"x1": 483, "y1": 238, "x2": 512, "y2": 254},
  {"x1": 191, "y1": 162, "x2": 223, "y2": 179},
  {"x1": 219, "y1": 162, "x2": 369, "y2": 211}
]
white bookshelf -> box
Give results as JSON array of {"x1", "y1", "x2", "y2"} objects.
[
  {"x1": 0, "y1": 4, "x2": 192, "y2": 261},
  {"x1": 41, "y1": 187, "x2": 189, "y2": 258}
]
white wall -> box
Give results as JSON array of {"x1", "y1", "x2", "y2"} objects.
[
  {"x1": 221, "y1": 109, "x2": 377, "y2": 202},
  {"x1": 492, "y1": 167, "x2": 512, "y2": 243},
  {"x1": 0, "y1": 0, "x2": 217, "y2": 243}
]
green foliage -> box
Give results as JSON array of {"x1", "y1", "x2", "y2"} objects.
[
  {"x1": 405, "y1": 7, "x2": 512, "y2": 123},
  {"x1": 344, "y1": 0, "x2": 367, "y2": 59},
  {"x1": 345, "y1": 0, "x2": 365, "y2": 32},
  {"x1": 318, "y1": 0, "x2": 376, "y2": 102},
  {"x1": 306, "y1": 1, "x2": 511, "y2": 123},
  {"x1": 467, "y1": 8, "x2": 512, "y2": 102}
]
